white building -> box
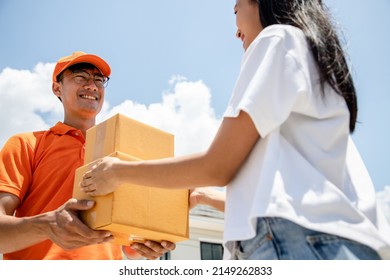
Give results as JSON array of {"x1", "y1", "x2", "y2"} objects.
[{"x1": 163, "y1": 205, "x2": 224, "y2": 260}]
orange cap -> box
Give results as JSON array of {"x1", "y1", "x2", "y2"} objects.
[{"x1": 52, "y1": 51, "x2": 111, "y2": 82}]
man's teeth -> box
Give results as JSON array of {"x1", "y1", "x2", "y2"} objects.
[{"x1": 81, "y1": 95, "x2": 97, "y2": 100}]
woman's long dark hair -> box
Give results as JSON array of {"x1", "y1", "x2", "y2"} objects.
[{"x1": 253, "y1": 0, "x2": 357, "y2": 132}]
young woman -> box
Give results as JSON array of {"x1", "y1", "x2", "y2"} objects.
[{"x1": 80, "y1": 0, "x2": 390, "y2": 259}]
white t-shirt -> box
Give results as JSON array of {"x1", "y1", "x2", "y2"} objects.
[{"x1": 223, "y1": 24, "x2": 390, "y2": 259}]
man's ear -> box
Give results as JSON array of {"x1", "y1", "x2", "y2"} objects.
[{"x1": 52, "y1": 82, "x2": 62, "y2": 101}]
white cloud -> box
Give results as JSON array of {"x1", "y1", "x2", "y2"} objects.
[
  {"x1": 0, "y1": 63, "x2": 63, "y2": 147},
  {"x1": 98, "y1": 76, "x2": 221, "y2": 155},
  {"x1": 0, "y1": 65, "x2": 221, "y2": 157}
]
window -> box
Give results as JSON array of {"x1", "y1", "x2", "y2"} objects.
[
  {"x1": 200, "y1": 242, "x2": 223, "y2": 260},
  {"x1": 160, "y1": 251, "x2": 171, "y2": 260}
]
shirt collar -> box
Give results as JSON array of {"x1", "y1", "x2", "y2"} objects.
[
  {"x1": 49, "y1": 122, "x2": 78, "y2": 135},
  {"x1": 49, "y1": 122, "x2": 85, "y2": 143}
]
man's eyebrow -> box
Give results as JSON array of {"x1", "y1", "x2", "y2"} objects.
[{"x1": 73, "y1": 69, "x2": 103, "y2": 75}]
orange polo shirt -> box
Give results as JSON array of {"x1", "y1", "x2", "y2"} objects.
[{"x1": 0, "y1": 122, "x2": 122, "y2": 259}]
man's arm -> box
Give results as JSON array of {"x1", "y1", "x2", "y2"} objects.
[
  {"x1": 0, "y1": 192, "x2": 175, "y2": 259},
  {"x1": 0, "y1": 193, "x2": 113, "y2": 254}
]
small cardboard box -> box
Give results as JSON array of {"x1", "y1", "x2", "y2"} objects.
[
  {"x1": 84, "y1": 113, "x2": 174, "y2": 164},
  {"x1": 73, "y1": 113, "x2": 189, "y2": 245},
  {"x1": 73, "y1": 152, "x2": 189, "y2": 245}
]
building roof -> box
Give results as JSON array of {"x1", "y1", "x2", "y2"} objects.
[{"x1": 190, "y1": 204, "x2": 224, "y2": 220}]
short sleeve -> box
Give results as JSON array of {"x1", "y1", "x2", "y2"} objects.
[
  {"x1": 0, "y1": 134, "x2": 36, "y2": 200},
  {"x1": 224, "y1": 27, "x2": 310, "y2": 137}
]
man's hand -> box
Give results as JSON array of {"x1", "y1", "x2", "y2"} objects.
[
  {"x1": 122, "y1": 240, "x2": 176, "y2": 260},
  {"x1": 46, "y1": 198, "x2": 113, "y2": 250}
]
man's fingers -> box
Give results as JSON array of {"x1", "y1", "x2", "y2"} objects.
[
  {"x1": 130, "y1": 240, "x2": 175, "y2": 260},
  {"x1": 131, "y1": 242, "x2": 161, "y2": 259},
  {"x1": 65, "y1": 198, "x2": 95, "y2": 211},
  {"x1": 161, "y1": 240, "x2": 176, "y2": 251},
  {"x1": 59, "y1": 199, "x2": 113, "y2": 240}
]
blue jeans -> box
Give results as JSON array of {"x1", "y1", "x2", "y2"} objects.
[{"x1": 234, "y1": 217, "x2": 381, "y2": 260}]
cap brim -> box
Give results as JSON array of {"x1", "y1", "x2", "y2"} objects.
[
  {"x1": 61, "y1": 54, "x2": 111, "y2": 77},
  {"x1": 53, "y1": 53, "x2": 111, "y2": 82}
]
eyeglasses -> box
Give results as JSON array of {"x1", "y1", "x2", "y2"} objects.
[{"x1": 62, "y1": 69, "x2": 110, "y2": 88}]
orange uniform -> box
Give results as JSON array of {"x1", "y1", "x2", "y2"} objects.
[{"x1": 0, "y1": 122, "x2": 122, "y2": 259}]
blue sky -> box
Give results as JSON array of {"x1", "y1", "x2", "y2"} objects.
[{"x1": 0, "y1": 0, "x2": 389, "y2": 193}]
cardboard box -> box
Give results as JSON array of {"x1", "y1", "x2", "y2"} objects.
[
  {"x1": 72, "y1": 114, "x2": 189, "y2": 245},
  {"x1": 73, "y1": 152, "x2": 189, "y2": 245},
  {"x1": 84, "y1": 113, "x2": 174, "y2": 164}
]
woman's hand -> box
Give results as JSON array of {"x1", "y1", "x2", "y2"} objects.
[{"x1": 80, "y1": 156, "x2": 122, "y2": 196}]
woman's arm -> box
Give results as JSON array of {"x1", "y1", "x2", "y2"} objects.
[{"x1": 81, "y1": 110, "x2": 260, "y2": 195}]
